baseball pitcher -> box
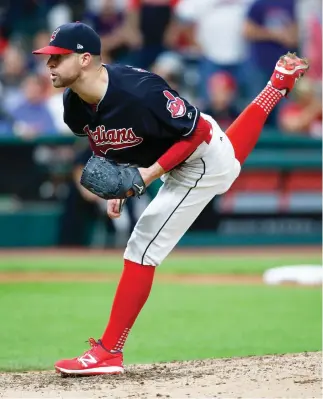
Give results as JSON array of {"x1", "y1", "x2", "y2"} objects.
[{"x1": 33, "y1": 22, "x2": 309, "y2": 376}]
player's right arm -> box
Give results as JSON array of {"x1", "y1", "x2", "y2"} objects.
[{"x1": 107, "y1": 199, "x2": 123, "y2": 219}]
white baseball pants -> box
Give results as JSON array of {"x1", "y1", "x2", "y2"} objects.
[{"x1": 124, "y1": 114, "x2": 241, "y2": 266}]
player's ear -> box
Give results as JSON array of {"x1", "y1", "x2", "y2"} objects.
[{"x1": 79, "y1": 53, "x2": 91, "y2": 67}]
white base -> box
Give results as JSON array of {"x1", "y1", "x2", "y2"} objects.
[{"x1": 263, "y1": 265, "x2": 322, "y2": 285}]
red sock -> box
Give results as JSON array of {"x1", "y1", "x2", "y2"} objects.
[
  {"x1": 101, "y1": 259, "x2": 155, "y2": 351},
  {"x1": 226, "y1": 85, "x2": 283, "y2": 165}
]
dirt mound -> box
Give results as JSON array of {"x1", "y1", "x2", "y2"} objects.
[{"x1": 0, "y1": 352, "x2": 321, "y2": 398}]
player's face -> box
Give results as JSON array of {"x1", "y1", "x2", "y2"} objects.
[{"x1": 46, "y1": 54, "x2": 81, "y2": 88}]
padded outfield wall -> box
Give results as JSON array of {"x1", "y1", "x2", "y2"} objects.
[{"x1": 0, "y1": 132, "x2": 321, "y2": 247}]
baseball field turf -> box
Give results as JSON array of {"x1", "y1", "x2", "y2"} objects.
[{"x1": 0, "y1": 249, "x2": 321, "y2": 372}]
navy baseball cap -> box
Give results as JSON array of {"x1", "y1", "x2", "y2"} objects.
[{"x1": 32, "y1": 22, "x2": 101, "y2": 55}]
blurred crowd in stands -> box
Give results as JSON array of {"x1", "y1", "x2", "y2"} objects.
[
  {"x1": 0, "y1": 0, "x2": 321, "y2": 139},
  {"x1": 0, "y1": 0, "x2": 321, "y2": 248}
]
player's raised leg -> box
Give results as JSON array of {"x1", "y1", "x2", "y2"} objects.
[{"x1": 226, "y1": 52, "x2": 309, "y2": 165}]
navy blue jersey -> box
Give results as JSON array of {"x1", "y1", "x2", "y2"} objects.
[{"x1": 63, "y1": 64, "x2": 200, "y2": 167}]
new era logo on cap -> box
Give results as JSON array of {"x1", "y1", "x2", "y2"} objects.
[{"x1": 32, "y1": 22, "x2": 101, "y2": 56}]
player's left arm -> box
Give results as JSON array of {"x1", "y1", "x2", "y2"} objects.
[
  {"x1": 138, "y1": 116, "x2": 212, "y2": 185},
  {"x1": 138, "y1": 162, "x2": 165, "y2": 187},
  {"x1": 138, "y1": 87, "x2": 212, "y2": 185}
]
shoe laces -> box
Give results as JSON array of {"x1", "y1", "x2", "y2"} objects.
[
  {"x1": 80, "y1": 338, "x2": 122, "y2": 357},
  {"x1": 77, "y1": 337, "x2": 102, "y2": 360},
  {"x1": 88, "y1": 337, "x2": 99, "y2": 348}
]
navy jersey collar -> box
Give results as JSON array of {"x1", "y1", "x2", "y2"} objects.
[{"x1": 96, "y1": 64, "x2": 112, "y2": 111}]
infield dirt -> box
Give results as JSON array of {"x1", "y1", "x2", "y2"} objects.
[{"x1": 0, "y1": 352, "x2": 321, "y2": 398}]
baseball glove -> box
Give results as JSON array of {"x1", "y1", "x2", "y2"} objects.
[{"x1": 80, "y1": 155, "x2": 146, "y2": 200}]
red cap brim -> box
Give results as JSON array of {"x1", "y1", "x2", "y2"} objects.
[{"x1": 32, "y1": 46, "x2": 74, "y2": 55}]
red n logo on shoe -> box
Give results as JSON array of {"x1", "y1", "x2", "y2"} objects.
[{"x1": 78, "y1": 354, "x2": 97, "y2": 367}]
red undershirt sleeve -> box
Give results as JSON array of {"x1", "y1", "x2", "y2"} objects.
[{"x1": 157, "y1": 115, "x2": 212, "y2": 172}]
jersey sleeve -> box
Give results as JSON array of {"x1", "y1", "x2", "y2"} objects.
[
  {"x1": 63, "y1": 89, "x2": 87, "y2": 137},
  {"x1": 143, "y1": 79, "x2": 200, "y2": 138}
]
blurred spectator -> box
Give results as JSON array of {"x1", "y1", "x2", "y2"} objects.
[
  {"x1": 28, "y1": 30, "x2": 52, "y2": 75},
  {"x1": 203, "y1": 72, "x2": 240, "y2": 131},
  {"x1": 277, "y1": 77, "x2": 322, "y2": 139},
  {"x1": 84, "y1": 0, "x2": 105, "y2": 14},
  {"x1": 46, "y1": 1, "x2": 73, "y2": 33},
  {"x1": 2, "y1": 0, "x2": 49, "y2": 50},
  {"x1": 296, "y1": 0, "x2": 322, "y2": 85},
  {"x1": 83, "y1": 0, "x2": 128, "y2": 63},
  {"x1": 151, "y1": 51, "x2": 184, "y2": 93},
  {"x1": 294, "y1": 0, "x2": 322, "y2": 140},
  {"x1": 0, "y1": 82, "x2": 14, "y2": 136},
  {"x1": 0, "y1": 0, "x2": 319, "y2": 143},
  {"x1": 0, "y1": 2, "x2": 9, "y2": 55},
  {"x1": 123, "y1": 0, "x2": 180, "y2": 69},
  {"x1": 0, "y1": 31, "x2": 8, "y2": 56},
  {"x1": 0, "y1": 110, "x2": 13, "y2": 135},
  {"x1": 175, "y1": 0, "x2": 252, "y2": 107},
  {"x1": 9, "y1": 74, "x2": 57, "y2": 138},
  {"x1": 46, "y1": 86, "x2": 71, "y2": 135},
  {"x1": 0, "y1": 8, "x2": 9, "y2": 56},
  {"x1": 243, "y1": 0, "x2": 298, "y2": 102},
  {"x1": 0, "y1": 44, "x2": 28, "y2": 113}
]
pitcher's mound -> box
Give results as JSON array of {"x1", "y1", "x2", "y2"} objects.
[{"x1": 0, "y1": 352, "x2": 321, "y2": 398}]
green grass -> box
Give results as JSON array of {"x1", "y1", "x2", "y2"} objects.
[
  {"x1": 0, "y1": 254, "x2": 321, "y2": 274},
  {"x1": 0, "y1": 282, "x2": 321, "y2": 371}
]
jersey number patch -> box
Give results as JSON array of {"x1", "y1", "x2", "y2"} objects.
[{"x1": 163, "y1": 90, "x2": 186, "y2": 118}]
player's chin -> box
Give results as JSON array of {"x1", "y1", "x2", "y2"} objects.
[{"x1": 51, "y1": 80, "x2": 64, "y2": 89}]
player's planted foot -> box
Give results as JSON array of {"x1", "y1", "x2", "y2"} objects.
[
  {"x1": 54, "y1": 338, "x2": 124, "y2": 376},
  {"x1": 269, "y1": 52, "x2": 309, "y2": 95}
]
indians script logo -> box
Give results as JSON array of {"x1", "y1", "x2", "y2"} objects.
[
  {"x1": 83, "y1": 125, "x2": 143, "y2": 154},
  {"x1": 50, "y1": 28, "x2": 60, "y2": 42},
  {"x1": 163, "y1": 90, "x2": 186, "y2": 118}
]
